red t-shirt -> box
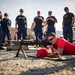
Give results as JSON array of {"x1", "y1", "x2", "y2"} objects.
[{"x1": 54, "y1": 38, "x2": 75, "y2": 55}]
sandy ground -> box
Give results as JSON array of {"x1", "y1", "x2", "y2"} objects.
[{"x1": 0, "y1": 46, "x2": 75, "y2": 75}]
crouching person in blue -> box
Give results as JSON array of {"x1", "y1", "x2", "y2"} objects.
[
  {"x1": 15, "y1": 9, "x2": 27, "y2": 40},
  {"x1": 1, "y1": 13, "x2": 11, "y2": 44}
]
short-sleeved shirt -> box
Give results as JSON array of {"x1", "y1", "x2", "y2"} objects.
[
  {"x1": 53, "y1": 38, "x2": 75, "y2": 55},
  {"x1": 34, "y1": 16, "x2": 44, "y2": 25},
  {"x1": 63, "y1": 13, "x2": 74, "y2": 26},
  {"x1": 46, "y1": 16, "x2": 57, "y2": 25},
  {"x1": 2, "y1": 18, "x2": 11, "y2": 31},
  {"x1": 15, "y1": 15, "x2": 27, "y2": 27}
]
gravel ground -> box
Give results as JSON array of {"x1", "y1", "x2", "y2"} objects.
[{"x1": 0, "y1": 47, "x2": 75, "y2": 75}]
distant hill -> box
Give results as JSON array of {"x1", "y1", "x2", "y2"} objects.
[{"x1": 10, "y1": 27, "x2": 75, "y2": 41}]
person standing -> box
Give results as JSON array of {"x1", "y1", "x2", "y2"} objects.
[
  {"x1": 0, "y1": 11, "x2": 3, "y2": 49},
  {"x1": 33, "y1": 11, "x2": 44, "y2": 40},
  {"x1": 15, "y1": 9, "x2": 27, "y2": 40},
  {"x1": 62, "y1": 7, "x2": 75, "y2": 43},
  {"x1": 0, "y1": 11, "x2": 3, "y2": 43},
  {"x1": 1, "y1": 13, "x2": 11, "y2": 44},
  {"x1": 46, "y1": 11, "x2": 57, "y2": 36}
]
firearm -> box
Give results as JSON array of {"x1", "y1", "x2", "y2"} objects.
[
  {"x1": 0, "y1": 39, "x2": 52, "y2": 59},
  {"x1": 10, "y1": 39, "x2": 51, "y2": 46}
]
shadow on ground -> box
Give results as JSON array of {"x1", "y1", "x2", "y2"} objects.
[{"x1": 20, "y1": 60, "x2": 75, "y2": 75}]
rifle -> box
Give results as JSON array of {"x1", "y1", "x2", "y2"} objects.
[{"x1": 0, "y1": 39, "x2": 52, "y2": 59}]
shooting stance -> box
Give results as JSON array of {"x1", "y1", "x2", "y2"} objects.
[{"x1": 47, "y1": 32, "x2": 75, "y2": 55}]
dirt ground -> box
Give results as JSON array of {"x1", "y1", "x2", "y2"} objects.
[{"x1": 0, "y1": 46, "x2": 75, "y2": 75}]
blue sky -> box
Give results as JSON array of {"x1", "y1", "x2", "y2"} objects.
[{"x1": 0, "y1": 0, "x2": 75, "y2": 31}]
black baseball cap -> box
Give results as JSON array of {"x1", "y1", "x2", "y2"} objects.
[
  {"x1": 20, "y1": 9, "x2": 24, "y2": 12},
  {"x1": 64, "y1": 7, "x2": 69, "y2": 11},
  {"x1": 48, "y1": 11, "x2": 52, "y2": 14},
  {"x1": 4, "y1": 13, "x2": 8, "y2": 16}
]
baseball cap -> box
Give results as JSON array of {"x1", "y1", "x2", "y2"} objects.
[
  {"x1": 4, "y1": 13, "x2": 8, "y2": 16},
  {"x1": 20, "y1": 9, "x2": 24, "y2": 12},
  {"x1": 37, "y1": 11, "x2": 40, "y2": 14},
  {"x1": 36, "y1": 48, "x2": 52, "y2": 57},
  {"x1": 48, "y1": 11, "x2": 52, "y2": 14},
  {"x1": 64, "y1": 7, "x2": 69, "y2": 11}
]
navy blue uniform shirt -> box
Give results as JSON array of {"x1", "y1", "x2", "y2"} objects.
[
  {"x1": 63, "y1": 13, "x2": 74, "y2": 26},
  {"x1": 1, "y1": 18, "x2": 11, "y2": 31},
  {"x1": 46, "y1": 16, "x2": 57, "y2": 25},
  {"x1": 16, "y1": 15, "x2": 27, "y2": 27},
  {"x1": 34, "y1": 16, "x2": 44, "y2": 25}
]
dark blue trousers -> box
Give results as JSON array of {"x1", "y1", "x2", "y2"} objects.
[
  {"x1": 46, "y1": 25, "x2": 56, "y2": 36},
  {"x1": 2, "y1": 31, "x2": 10, "y2": 44},
  {"x1": 0, "y1": 26, "x2": 2, "y2": 43},
  {"x1": 34, "y1": 25, "x2": 43, "y2": 40},
  {"x1": 18, "y1": 27, "x2": 26, "y2": 40},
  {"x1": 63, "y1": 25, "x2": 73, "y2": 43}
]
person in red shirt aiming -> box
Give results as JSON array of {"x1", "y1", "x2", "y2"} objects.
[
  {"x1": 36, "y1": 32, "x2": 75, "y2": 58},
  {"x1": 47, "y1": 32, "x2": 75, "y2": 55}
]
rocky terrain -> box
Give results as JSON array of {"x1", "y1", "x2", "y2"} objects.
[{"x1": 0, "y1": 47, "x2": 75, "y2": 75}]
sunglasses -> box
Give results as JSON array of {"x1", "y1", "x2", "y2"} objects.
[{"x1": 48, "y1": 37, "x2": 54, "y2": 41}]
